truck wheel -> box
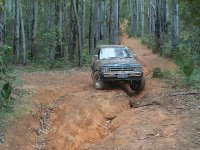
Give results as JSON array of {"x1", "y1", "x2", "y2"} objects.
[
  {"x1": 130, "y1": 76, "x2": 145, "y2": 92},
  {"x1": 93, "y1": 72, "x2": 105, "y2": 90}
]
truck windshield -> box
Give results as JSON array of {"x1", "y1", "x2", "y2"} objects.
[{"x1": 99, "y1": 47, "x2": 134, "y2": 59}]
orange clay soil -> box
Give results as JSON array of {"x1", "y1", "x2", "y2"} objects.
[{"x1": 0, "y1": 35, "x2": 199, "y2": 150}]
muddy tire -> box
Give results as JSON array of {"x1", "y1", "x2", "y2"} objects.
[
  {"x1": 93, "y1": 72, "x2": 105, "y2": 90},
  {"x1": 130, "y1": 76, "x2": 145, "y2": 92}
]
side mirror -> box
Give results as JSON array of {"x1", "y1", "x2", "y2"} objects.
[
  {"x1": 94, "y1": 55, "x2": 98, "y2": 59},
  {"x1": 133, "y1": 53, "x2": 137, "y2": 59}
]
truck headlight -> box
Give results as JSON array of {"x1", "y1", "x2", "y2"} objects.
[
  {"x1": 101, "y1": 67, "x2": 110, "y2": 72},
  {"x1": 134, "y1": 67, "x2": 143, "y2": 72}
]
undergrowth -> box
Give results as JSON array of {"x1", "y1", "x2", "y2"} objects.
[{"x1": 0, "y1": 52, "x2": 32, "y2": 142}]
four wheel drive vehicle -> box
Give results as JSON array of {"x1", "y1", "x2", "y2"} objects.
[{"x1": 91, "y1": 45, "x2": 145, "y2": 91}]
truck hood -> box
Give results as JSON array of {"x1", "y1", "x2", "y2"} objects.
[{"x1": 100, "y1": 58, "x2": 141, "y2": 67}]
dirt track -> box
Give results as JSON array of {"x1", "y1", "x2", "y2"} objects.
[{"x1": 0, "y1": 35, "x2": 200, "y2": 150}]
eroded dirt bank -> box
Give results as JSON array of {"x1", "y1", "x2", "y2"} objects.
[{"x1": 0, "y1": 36, "x2": 200, "y2": 150}]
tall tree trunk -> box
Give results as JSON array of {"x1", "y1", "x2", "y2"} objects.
[
  {"x1": 109, "y1": 0, "x2": 112, "y2": 43},
  {"x1": 81, "y1": 0, "x2": 86, "y2": 40},
  {"x1": 130, "y1": 0, "x2": 134, "y2": 35},
  {"x1": 166, "y1": 0, "x2": 169, "y2": 21},
  {"x1": 13, "y1": 0, "x2": 20, "y2": 62},
  {"x1": 136, "y1": 0, "x2": 139, "y2": 35},
  {"x1": 62, "y1": 0, "x2": 68, "y2": 60},
  {"x1": 26, "y1": 0, "x2": 31, "y2": 51},
  {"x1": 31, "y1": 0, "x2": 38, "y2": 60},
  {"x1": 151, "y1": 0, "x2": 156, "y2": 33},
  {"x1": 48, "y1": 0, "x2": 55, "y2": 64},
  {"x1": 105, "y1": 0, "x2": 110, "y2": 40},
  {"x1": 111, "y1": 0, "x2": 120, "y2": 44},
  {"x1": 154, "y1": 0, "x2": 167, "y2": 54},
  {"x1": 171, "y1": 0, "x2": 179, "y2": 51},
  {"x1": 155, "y1": 0, "x2": 161, "y2": 53},
  {"x1": 73, "y1": 0, "x2": 83, "y2": 66},
  {"x1": 68, "y1": 0, "x2": 77, "y2": 61},
  {"x1": 148, "y1": 0, "x2": 152, "y2": 33},
  {"x1": 55, "y1": 0, "x2": 63, "y2": 58},
  {"x1": 141, "y1": 0, "x2": 145, "y2": 37},
  {"x1": 2, "y1": 0, "x2": 7, "y2": 44},
  {"x1": 19, "y1": 0, "x2": 26, "y2": 65},
  {"x1": 89, "y1": 0, "x2": 96, "y2": 54},
  {"x1": 95, "y1": 0, "x2": 100, "y2": 44}
]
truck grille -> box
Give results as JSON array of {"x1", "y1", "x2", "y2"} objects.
[{"x1": 110, "y1": 67, "x2": 134, "y2": 72}]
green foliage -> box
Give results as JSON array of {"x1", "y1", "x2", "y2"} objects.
[
  {"x1": 141, "y1": 34, "x2": 157, "y2": 52},
  {"x1": 49, "y1": 59, "x2": 71, "y2": 70},
  {"x1": 152, "y1": 67, "x2": 163, "y2": 78},
  {"x1": 162, "y1": 41, "x2": 172, "y2": 57},
  {"x1": 162, "y1": 70, "x2": 172, "y2": 79},
  {"x1": 152, "y1": 67, "x2": 173, "y2": 80},
  {"x1": 189, "y1": 67, "x2": 200, "y2": 89},
  {"x1": 174, "y1": 53, "x2": 195, "y2": 77},
  {"x1": 0, "y1": 56, "x2": 16, "y2": 109},
  {"x1": 83, "y1": 49, "x2": 91, "y2": 66},
  {"x1": 179, "y1": 0, "x2": 200, "y2": 26},
  {"x1": 0, "y1": 83, "x2": 12, "y2": 108}
]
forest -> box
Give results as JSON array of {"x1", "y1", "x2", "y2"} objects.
[{"x1": 0, "y1": 0, "x2": 199, "y2": 67}]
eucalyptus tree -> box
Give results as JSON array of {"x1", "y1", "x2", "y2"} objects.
[
  {"x1": 13, "y1": 0, "x2": 20, "y2": 62},
  {"x1": 89, "y1": 0, "x2": 96, "y2": 54},
  {"x1": 30, "y1": 0, "x2": 38, "y2": 60},
  {"x1": 2, "y1": 0, "x2": 6, "y2": 44},
  {"x1": 111, "y1": 0, "x2": 120, "y2": 44},
  {"x1": 154, "y1": 0, "x2": 168, "y2": 53},
  {"x1": 73, "y1": 0, "x2": 83, "y2": 66},
  {"x1": 171, "y1": 0, "x2": 179, "y2": 51},
  {"x1": 68, "y1": 0, "x2": 77, "y2": 61},
  {"x1": 141, "y1": 0, "x2": 144, "y2": 37},
  {"x1": 130, "y1": 0, "x2": 135, "y2": 35},
  {"x1": 19, "y1": 0, "x2": 26, "y2": 65},
  {"x1": 55, "y1": 0, "x2": 63, "y2": 58}
]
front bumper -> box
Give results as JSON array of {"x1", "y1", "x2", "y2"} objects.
[{"x1": 99, "y1": 71, "x2": 143, "y2": 82}]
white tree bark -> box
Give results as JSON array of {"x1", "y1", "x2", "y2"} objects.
[
  {"x1": 166, "y1": 0, "x2": 169, "y2": 21},
  {"x1": 141, "y1": 0, "x2": 144, "y2": 37},
  {"x1": 19, "y1": 0, "x2": 26, "y2": 65}
]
